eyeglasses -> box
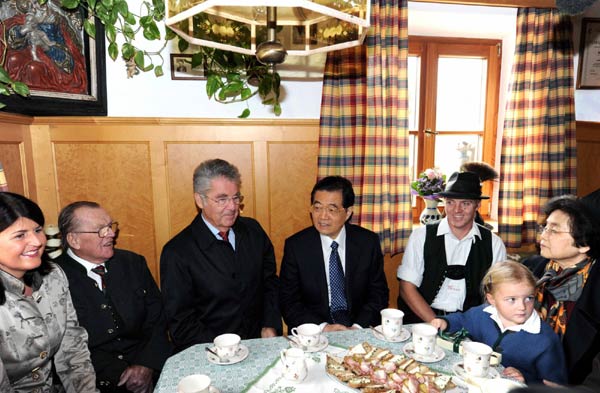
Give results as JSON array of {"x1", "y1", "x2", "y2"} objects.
[
  {"x1": 310, "y1": 204, "x2": 346, "y2": 216},
  {"x1": 73, "y1": 222, "x2": 119, "y2": 238},
  {"x1": 203, "y1": 194, "x2": 244, "y2": 207},
  {"x1": 538, "y1": 224, "x2": 571, "y2": 237}
]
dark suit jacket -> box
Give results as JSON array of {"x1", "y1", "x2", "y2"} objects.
[
  {"x1": 279, "y1": 224, "x2": 389, "y2": 330},
  {"x1": 57, "y1": 250, "x2": 172, "y2": 392},
  {"x1": 160, "y1": 214, "x2": 281, "y2": 353},
  {"x1": 525, "y1": 255, "x2": 600, "y2": 385}
]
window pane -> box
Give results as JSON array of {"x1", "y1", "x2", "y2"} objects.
[
  {"x1": 436, "y1": 57, "x2": 487, "y2": 132},
  {"x1": 409, "y1": 134, "x2": 418, "y2": 207},
  {"x1": 408, "y1": 55, "x2": 421, "y2": 131},
  {"x1": 434, "y1": 134, "x2": 482, "y2": 179}
]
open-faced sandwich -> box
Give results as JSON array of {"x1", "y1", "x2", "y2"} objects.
[{"x1": 326, "y1": 342, "x2": 455, "y2": 393}]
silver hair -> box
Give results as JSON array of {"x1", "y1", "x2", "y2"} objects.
[{"x1": 193, "y1": 159, "x2": 241, "y2": 194}]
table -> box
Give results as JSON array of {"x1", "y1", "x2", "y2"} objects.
[{"x1": 155, "y1": 327, "x2": 465, "y2": 393}]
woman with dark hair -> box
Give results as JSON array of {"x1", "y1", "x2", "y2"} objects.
[
  {"x1": 0, "y1": 192, "x2": 98, "y2": 392},
  {"x1": 525, "y1": 192, "x2": 600, "y2": 385}
]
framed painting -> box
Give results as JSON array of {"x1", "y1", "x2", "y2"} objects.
[
  {"x1": 577, "y1": 18, "x2": 600, "y2": 89},
  {"x1": 171, "y1": 54, "x2": 206, "y2": 80},
  {"x1": 0, "y1": 0, "x2": 107, "y2": 116}
]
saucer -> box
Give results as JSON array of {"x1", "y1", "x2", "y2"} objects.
[
  {"x1": 402, "y1": 342, "x2": 445, "y2": 363},
  {"x1": 209, "y1": 387, "x2": 221, "y2": 393},
  {"x1": 290, "y1": 335, "x2": 329, "y2": 352},
  {"x1": 452, "y1": 362, "x2": 500, "y2": 387},
  {"x1": 372, "y1": 325, "x2": 411, "y2": 343},
  {"x1": 206, "y1": 344, "x2": 249, "y2": 365}
]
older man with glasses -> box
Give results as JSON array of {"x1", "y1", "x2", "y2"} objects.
[
  {"x1": 57, "y1": 201, "x2": 172, "y2": 393},
  {"x1": 160, "y1": 159, "x2": 281, "y2": 353},
  {"x1": 279, "y1": 176, "x2": 389, "y2": 332}
]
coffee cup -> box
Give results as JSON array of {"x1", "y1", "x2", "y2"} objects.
[
  {"x1": 411, "y1": 323, "x2": 438, "y2": 356},
  {"x1": 461, "y1": 341, "x2": 501, "y2": 377},
  {"x1": 290, "y1": 323, "x2": 321, "y2": 348},
  {"x1": 280, "y1": 347, "x2": 308, "y2": 383},
  {"x1": 380, "y1": 308, "x2": 404, "y2": 339},
  {"x1": 177, "y1": 374, "x2": 211, "y2": 393},
  {"x1": 213, "y1": 333, "x2": 240, "y2": 359}
]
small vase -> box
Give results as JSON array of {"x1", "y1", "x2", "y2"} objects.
[{"x1": 419, "y1": 198, "x2": 443, "y2": 225}]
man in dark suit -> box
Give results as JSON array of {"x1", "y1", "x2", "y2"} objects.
[
  {"x1": 160, "y1": 159, "x2": 281, "y2": 353},
  {"x1": 279, "y1": 176, "x2": 389, "y2": 331},
  {"x1": 56, "y1": 201, "x2": 171, "y2": 393}
]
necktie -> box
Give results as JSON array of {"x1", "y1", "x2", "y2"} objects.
[
  {"x1": 218, "y1": 231, "x2": 229, "y2": 243},
  {"x1": 329, "y1": 241, "x2": 351, "y2": 326},
  {"x1": 91, "y1": 265, "x2": 106, "y2": 292}
]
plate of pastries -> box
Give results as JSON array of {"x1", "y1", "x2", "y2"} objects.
[{"x1": 326, "y1": 342, "x2": 455, "y2": 393}]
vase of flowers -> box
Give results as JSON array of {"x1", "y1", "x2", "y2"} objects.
[{"x1": 411, "y1": 168, "x2": 446, "y2": 225}]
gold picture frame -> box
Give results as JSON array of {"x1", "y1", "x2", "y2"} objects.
[{"x1": 170, "y1": 54, "x2": 206, "y2": 80}]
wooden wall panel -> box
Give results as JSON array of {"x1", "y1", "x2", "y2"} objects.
[
  {"x1": 165, "y1": 143, "x2": 254, "y2": 238},
  {"x1": 267, "y1": 142, "x2": 319, "y2": 265},
  {"x1": 53, "y1": 142, "x2": 157, "y2": 278},
  {"x1": 0, "y1": 143, "x2": 26, "y2": 195},
  {"x1": 576, "y1": 121, "x2": 600, "y2": 197}
]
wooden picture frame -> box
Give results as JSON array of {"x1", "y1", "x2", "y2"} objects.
[
  {"x1": 171, "y1": 54, "x2": 206, "y2": 80},
  {"x1": 577, "y1": 18, "x2": 600, "y2": 89},
  {"x1": 1, "y1": 1, "x2": 107, "y2": 116}
]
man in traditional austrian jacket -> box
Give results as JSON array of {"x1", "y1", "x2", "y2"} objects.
[{"x1": 397, "y1": 171, "x2": 506, "y2": 323}]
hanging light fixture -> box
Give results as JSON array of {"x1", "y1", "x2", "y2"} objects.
[{"x1": 166, "y1": 0, "x2": 371, "y2": 68}]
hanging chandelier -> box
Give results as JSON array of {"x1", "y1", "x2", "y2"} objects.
[{"x1": 166, "y1": 0, "x2": 371, "y2": 67}]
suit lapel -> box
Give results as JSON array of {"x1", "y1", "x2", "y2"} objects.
[{"x1": 343, "y1": 224, "x2": 357, "y2": 311}]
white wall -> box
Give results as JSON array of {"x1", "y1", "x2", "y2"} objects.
[{"x1": 105, "y1": 2, "x2": 600, "y2": 121}]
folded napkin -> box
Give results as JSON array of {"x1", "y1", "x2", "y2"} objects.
[{"x1": 245, "y1": 345, "x2": 356, "y2": 393}]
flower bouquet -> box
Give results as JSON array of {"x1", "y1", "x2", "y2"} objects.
[{"x1": 411, "y1": 168, "x2": 446, "y2": 201}]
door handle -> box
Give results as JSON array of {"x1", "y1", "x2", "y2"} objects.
[{"x1": 424, "y1": 128, "x2": 439, "y2": 135}]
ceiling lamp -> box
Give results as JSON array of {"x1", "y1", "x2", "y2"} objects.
[{"x1": 166, "y1": 0, "x2": 371, "y2": 67}]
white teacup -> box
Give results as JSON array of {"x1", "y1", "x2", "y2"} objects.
[
  {"x1": 177, "y1": 374, "x2": 211, "y2": 393},
  {"x1": 380, "y1": 308, "x2": 404, "y2": 339},
  {"x1": 213, "y1": 333, "x2": 240, "y2": 359},
  {"x1": 461, "y1": 341, "x2": 501, "y2": 377},
  {"x1": 411, "y1": 323, "x2": 438, "y2": 356},
  {"x1": 280, "y1": 347, "x2": 308, "y2": 383},
  {"x1": 290, "y1": 323, "x2": 321, "y2": 348}
]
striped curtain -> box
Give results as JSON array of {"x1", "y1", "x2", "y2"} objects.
[
  {"x1": 498, "y1": 8, "x2": 576, "y2": 248},
  {"x1": 317, "y1": 0, "x2": 410, "y2": 255}
]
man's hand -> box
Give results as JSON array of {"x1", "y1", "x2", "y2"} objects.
[
  {"x1": 502, "y1": 366, "x2": 525, "y2": 383},
  {"x1": 429, "y1": 318, "x2": 447, "y2": 331},
  {"x1": 322, "y1": 323, "x2": 350, "y2": 332},
  {"x1": 118, "y1": 365, "x2": 154, "y2": 393},
  {"x1": 261, "y1": 327, "x2": 277, "y2": 338}
]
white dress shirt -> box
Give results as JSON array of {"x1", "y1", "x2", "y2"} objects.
[
  {"x1": 67, "y1": 248, "x2": 106, "y2": 291},
  {"x1": 397, "y1": 218, "x2": 506, "y2": 312}
]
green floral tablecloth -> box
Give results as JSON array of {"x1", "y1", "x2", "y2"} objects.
[{"x1": 155, "y1": 327, "x2": 465, "y2": 393}]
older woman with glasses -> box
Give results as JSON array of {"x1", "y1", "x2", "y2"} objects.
[
  {"x1": 525, "y1": 191, "x2": 600, "y2": 385},
  {"x1": 0, "y1": 192, "x2": 98, "y2": 392}
]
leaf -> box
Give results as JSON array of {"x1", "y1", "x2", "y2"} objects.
[
  {"x1": 124, "y1": 12, "x2": 136, "y2": 25},
  {"x1": 140, "y1": 15, "x2": 152, "y2": 27},
  {"x1": 121, "y1": 43, "x2": 135, "y2": 59},
  {"x1": 206, "y1": 75, "x2": 222, "y2": 98},
  {"x1": 191, "y1": 53, "x2": 204, "y2": 69},
  {"x1": 105, "y1": 24, "x2": 116, "y2": 43},
  {"x1": 123, "y1": 24, "x2": 135, "y2": 40},
  {"x1": 238, "y1": 108, "x2": 250, "y2": 118},
  {"x1": 226, "y1": 72, "x2": 241, "y2": 82},
  {"x1": 108, "y1": 42, "x2": 119, "y2": 60},
  {"x1": 178, "y1": 39, "x2": 189, "y2": 52},
  {"x1": 12, "y1": 82, "x2": 30, "y2": 97},
  {"x1": 0, "y1": 102, "x2": 6, "y2": 109},
  {"x1": 262, "y1": 98, "x2": 275, "y2": 105},
  {"x1": 0, "y1": 85, "x2": 9, "y2": 95},
  {"x1": 0, "y1": 67, "x2": 10, "y2": 84},
  {"x1": 116, "y1": 0, "x2": 129, "y2": 16},
  {"x1": 101, "y1": 0, "x2": 113, "y2": 9},
  {"x1": 144, "y1": 22, "x2": 161, "y2": 40},
  {"x1": 84, "y1": 19, "x2": 96, "y2": 38},
  {"x1": 88, "y1": 0, "x2": 96, "y2": 10},
  {"x1": 60, "y1": 0, "x2": 79, "y2": 9},
  {"x1": 134, "y1": 51, "x2": 145, "y2": 69},
  {"x1": 222, "y1": 81, "x2": 243, "y2": 96},
  {"x1": 165, "y1": 28, "x2": 177, "y2": 40},
  {"x1": 154, "y1": 65, "x2": 164, "y2": 77},
  {"x1": 240, "y1": 87, "x2": 252, "y2": 100},
  {"x1": 274, "y1": 102, "x2": 282, "y2": 116}
]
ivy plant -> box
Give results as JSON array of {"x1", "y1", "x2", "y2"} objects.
[{"x1": 0, "y1": 0, "x2": 281, "y2": 117}]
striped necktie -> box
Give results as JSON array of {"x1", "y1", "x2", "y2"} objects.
[
  {"x1": 91, "y1": 265, "x2": 106, "y2": 292},
  {"x1": 329, "y1": 241, "x2": 351, "y2": 326}
]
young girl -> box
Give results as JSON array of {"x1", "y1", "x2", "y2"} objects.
[{"x1": 430, "y1": 261, "x2": 567, "y2": 385}]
